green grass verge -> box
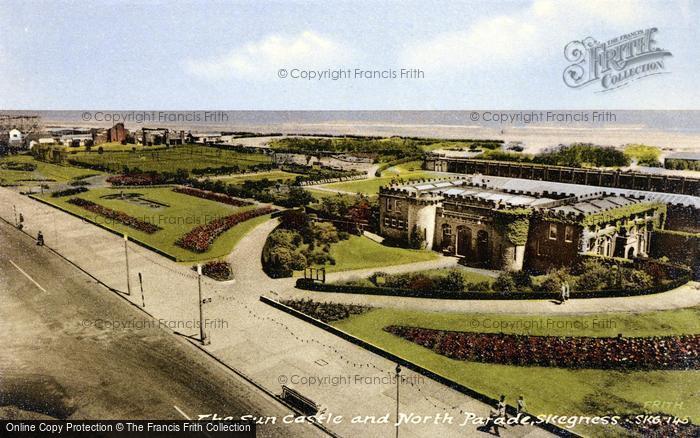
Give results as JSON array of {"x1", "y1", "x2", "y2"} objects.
[
  {"x1": 319, "y1": 172, "x2": 440, "y2": 195},
  {"x1": 37, "y1": 186, "x2": 270, "y2": 262},
  {"x1": 313, "y1": 235, "x2": 438, "y2": 273},
  {"x1": 333, "y1": 307, "x2": 700, "y2": 437},
  {"x1": 0, "y1": 155, "x2": 99, "y2": 185}
]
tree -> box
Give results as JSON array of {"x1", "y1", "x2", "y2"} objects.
[{"x1": 286, "y1": 187, "x2": 314, "y2": 207}]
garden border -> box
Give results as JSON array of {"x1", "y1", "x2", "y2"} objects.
[
  {"x1": 294, "y1": 276, "x2": 691, "y2": 300},
  {"x1": 260, "y1": 295, "x2": 579, "y2": 438}
]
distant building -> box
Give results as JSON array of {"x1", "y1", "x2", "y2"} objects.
[
  {"x1": 8, "y1": 129, "x2": 23, "y2": 147},
  {"x1": 379, "y1": 178, "x2": 665, "y2": 272},
  {"x1": 60, "y1": 134, "x2": 93, "y2": 147},
  {"x1": 191, "y1": 132, "x2": 222, "y2": 144},
  {"x1": 107, "y1": 123, "x2": 127, "y2": 143}
]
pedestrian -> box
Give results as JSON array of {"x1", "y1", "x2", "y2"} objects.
[
  {"x1": 516, "y1": 395, "x2": 526, "y2": 425},
  {"x1": 37, "y1": 230, "x2": 44, "y2": 246},
  {"x1": 560, "y1": 282, "x2": 566, "y2": 304},
  {"x1": 497, "y1": 394, "x2": 507, "y2": 420},
  {"x1": 481, "y1": 408, "x2": 501, "y2": 437},
  {"x1": 564, "y1": 280, "x2": 571, "y2": 301}
]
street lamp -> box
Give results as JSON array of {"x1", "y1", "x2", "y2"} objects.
[
  {"x1": 197, "y1": 264, "x2": 210, "y2": 345},
  {"x1": 395, "y1": 364, "x2": 401, "y2": 438}
]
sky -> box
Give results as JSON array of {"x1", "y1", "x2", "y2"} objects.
[{"x1": 0, "y1": 0, "x2": 698, "y2": 109}]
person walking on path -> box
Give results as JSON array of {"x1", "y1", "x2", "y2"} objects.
[
  {"x1": 516, "y1": 395, "x2": 526, "y2": 425},
  {"x1": 560, "y1": 282, "x2": 567, "y2": 304},
  {"x1": 37, "y1": 230, "x2": 44, "y2": 246}
]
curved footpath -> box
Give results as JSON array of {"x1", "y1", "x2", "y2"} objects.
[{"x1": 235, "y1": 218, "x2": 700, "y2": 316}]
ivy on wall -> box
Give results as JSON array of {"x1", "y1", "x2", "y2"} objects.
[
  {"x1": 581, "y1": 202, "x2": 666, "y2": 228},
  {"x1": 493, "y1": 208, "x2": 532, "y2": 246}
]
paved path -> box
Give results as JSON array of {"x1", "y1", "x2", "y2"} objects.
[
  {"x1": 0, "y1": 187, "x2": 548, "y2": 438},
  {"x1": 281, "y1": 281, "x2": 700, "y2": 315}
]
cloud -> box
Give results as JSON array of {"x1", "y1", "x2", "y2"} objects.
[
  {"x1": 401, "y1": 0, "x2": 662, "y2": 74},
  {"x1": 184, "y1": 31, "x2": 351, "y2": 80}
]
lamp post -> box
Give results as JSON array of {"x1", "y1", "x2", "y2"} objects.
[
  {"x1": 197, "y1": 264, "x2": 210, "y2": 345},
  {"x1": 395, "y1": 364, "x2": 401, "y2": 438}
]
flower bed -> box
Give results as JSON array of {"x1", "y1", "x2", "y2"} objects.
[
  {"x1": 107, "y1": 173, "x2": 167, "y2": 186},
  {"x1": 385, "y1": 326, "x2": 700, "y2": 370},
  {"x1": 198, "y1": 260, "x2": 233, "y2": 281},
  {"x1": 281, "y1": 299, "x2": 370, "y2": 323},
  {"x1": 172, "y1": 186, "x2": 251, "y2": 207},
  {"x1": 67, "y1": 198, "x2": 162, "y2": 234},
  {"x1": 176, "y1": 206, "x2": 276, "y2": 252}
]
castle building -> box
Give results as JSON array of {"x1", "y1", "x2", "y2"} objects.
[{"x1": 379, "y1": 178, "x2": 665, "y2": 272}]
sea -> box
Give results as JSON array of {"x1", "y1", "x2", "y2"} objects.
[{"x1": 3, "y1": 110, "x2": 700, "y2": 151}]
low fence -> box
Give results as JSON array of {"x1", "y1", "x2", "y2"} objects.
[{"x1": 260, "y1": 296, "x2": 580, "y2": 438}]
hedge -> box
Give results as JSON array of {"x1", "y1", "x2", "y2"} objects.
[
  {"x1": 51, "y1": 186, "x2": 88, "y2": 197},
  {"x1": 295, "y1": 274, "x2": 690, "y2": 300}
]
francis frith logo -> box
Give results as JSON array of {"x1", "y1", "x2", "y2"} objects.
[{"x1": 563, "y1": 28, "x2": 672, "y2": 92}]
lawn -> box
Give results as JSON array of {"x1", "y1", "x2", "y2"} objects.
[
  {"x1": 319, "y1": 172, "x2": 441, "y2": 196},
  {"x1": 333, "y1": 307, "x2": 700, "y2": 436},
  {"x1": 306, "y1": 188, "x2": 363, "y2": 202},
  {"x1": 313, "y1": 235, "x2": 438, "y2": 273},
  {"x1": 68, "y1": 144, "x2": 271, "y2": 174},
  {"x1": 37, "y1": 187, "x2": 270, "y2": 262},
  {"x1": 380, "y1": 160, "x2": 424, "y2": 176},
  {"x1": 217, "y1": 170, "x2": 300, "y2": 185},
  {"x1": 0, "y1": 155, "x2": 99, "y2": 185}
]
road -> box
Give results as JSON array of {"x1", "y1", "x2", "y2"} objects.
[{"x1": 0, "y1": 220, "x2": 325, "y2": 437}]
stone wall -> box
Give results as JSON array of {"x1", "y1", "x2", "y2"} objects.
[{"x1": 425, "y1": 157, "x2": 700, "y2": 196}]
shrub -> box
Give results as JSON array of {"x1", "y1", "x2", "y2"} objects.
[
  {"x1": 436, "y1": 270, "x2": 465, "y2": 292},
  {"x1": 266, "y1": 246, "x2": 295, "y2": 278},
  {"x1": 493, "y1": 272, "x2": 517, "y2": 292},
  {"x1": 200, "y1": 260, "x2": 233, "y2": 281},
  {"x1": 52, "y1": 186, "x2": 88, "y2": 197},
  {"x1": 281, "y1": 298, "x2": 371, "y2": 323},
  {"x1": 575, "y1": 259, "x2": 617, "y2": 291}
]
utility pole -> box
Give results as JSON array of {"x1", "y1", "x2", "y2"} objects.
[
  {"x1": 197, "y1": 264, "x2": 210, "y2": 345},
  {"x1": 123, "y1": 234, "x2": 131, "y2": 295},
  {"x1": 395, "y1": 364, "x2": 401, "y2": 438}
]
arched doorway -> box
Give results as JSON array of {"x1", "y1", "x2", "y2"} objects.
[
  {"x1": 441, "y1": 224, "x2": 452, "y2": 251},
  {"x1": 476, "y1": 230, "x2": 490, "y2": 265},
  {"x1": 456, "y1": 226, "x2": 472, "y2": 258},
  {"x1": 626, "y1": 246, "x2": 636, "y2": 259}
]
